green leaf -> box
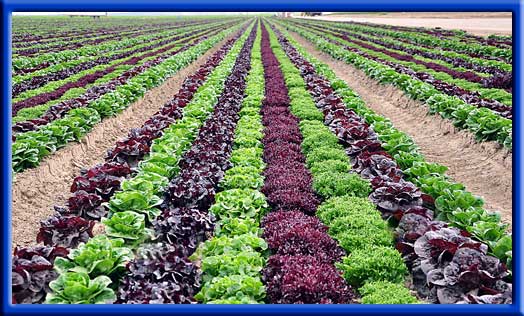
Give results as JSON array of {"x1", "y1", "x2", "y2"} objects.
[
  {"x1": 107, "y1": 190, "x2": 162, "y2": 221},
  {"x1": 46, "y1": 272, "x2": 116, "y2": 304},
  {"x1": 210, "y1": 188, "x2": 268, "y2": 221},
  {"x1": 54, "y1": 235, "x2": 132, "y2": 278},
  {"x1": 102, "y1": 211, "x2": 153, "y2": 246},
  {"x1": 360, "y1": 281, "x2": 419, "y2": 304},
  {"x1": 195, "y1": 275, "x2": 265, "y2": 303}
]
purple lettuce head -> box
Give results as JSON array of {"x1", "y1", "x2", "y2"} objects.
[
  {"x1": 117, "y1": 243, "x2": 201, "y2": 304},
  {"x1": 153, "y1": 207, "x2": 215, "y2": 257},
  {"x1": 262, "y1": 255, "x2": 355, "y2": 304},
  {"x1": 369, "y1": 180, "x2": 423, "y2": 217},
  {"x1": 12, "y1": 246, "x2": 69, "y2": 304},
  {"x1": 37, "y1": 214, "x2": 95, "y2": 248}
]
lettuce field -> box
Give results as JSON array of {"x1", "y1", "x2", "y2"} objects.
[{"x1": 11, "y1": 15, "x2": 513, "y2": 305}]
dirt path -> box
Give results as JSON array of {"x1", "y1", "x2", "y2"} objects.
[
  {"x1": 11, "y1": 35, "x2": 232, "y2": 248},
  {"x1": 298, "y1": 13, "x2": 512, "y2": 36},
  {"x1": 288, "y1": 30, "x2": 513, "y2": 225},
  {"x1": 323, "y1": 12, "x2": 512, "y2": 19}
]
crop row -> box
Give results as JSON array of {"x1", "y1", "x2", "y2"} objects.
[
  {"x1": 11, "y1": 22, "x2": 245, "y2": 173},
  {"x1": 13, "y1": 20, "x2": 213, "y2": 57},
  {"x1": 12, "y1": 21, "x2": 255, "y2": 304},
  {"x1": 268, "y1": 20, "x2": 512, "y2": 304},
  {"x1": 260, "y1": 21, "x2": 419, "y2": 304},
  {"x1": 275, "y1": 19, "x2": 511, "y2": 149},
  {"x1": 12, "y1": 21, "x2": 230, "y2": 99},
  {"x1": 346, "y1": 21, "x2": 512, "y2": 49},
  {"x1": 292, "y1": 19, "x2": 512, "y2": 92},
  {"x1": 11, "y1": 17, "x2": 512, "y2": 305},
  {"x1": 316, "y1": 19, "x2": 512, "y2": 63},
  {"x1": 11, "y1": 18, "x2": 235, "y2": 72},
  {"x1": 190, "y1": 21, "x2": 268, "y2": 304},
  {"x1": 12, "y1": 22, "x2": 234, "y2": 111},
  {"x1": 287, "y1": 19, "x2": 513, "y2": 108},
  {"x1": 257, "y1": 22, "x2": 357, "y2": 304}
]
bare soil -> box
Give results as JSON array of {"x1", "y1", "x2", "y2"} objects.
[
  {"x1": 289, "y1": 30, "x2": 513, "y2": 226},
  {"x1": 11, "y1": 35, "x2": 233, "y2": 249},
  {"x1": 323, "y1": 12, "x2": 512, "y2": 19},
  {"x1": 297, "y1": 12, "x2": 512, "y2": 36}
]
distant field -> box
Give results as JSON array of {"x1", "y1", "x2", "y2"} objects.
[{"x1": 300, "y1": 12, "x2": 512, "y2": 36}]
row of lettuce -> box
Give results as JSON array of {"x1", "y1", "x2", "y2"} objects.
[
  {"x1": 346, "y1": 21, "x2": 512, "y2": 49},
  {"x1": 314, "y1": 19, "x2": 512, "y2": 64},
  {"x1": 12, "y1": 21, "x2": 255, "y2": 304},
  {"x1": 292, "y1": 20, "x2": 512, "y2": 82},
  {"x1": 274, "y1": 19, "x2": 512, "y2": 150},
  {"x1": 258, "y1": 22, "x2": 355, "y2": 303},
  {"x1": 12, "y1": 18, "x2": 512, "y2": 305},
  {"x1": 12, "y1": 17, "x2": 210, "y2": 44},
  {"x1": 12, "y1": 17, "x2": 238, "y2": 71},
  {"x1": 190, "y1": 23, "x2": 267, "y2": 303},
  {"x1": 286, "y1": 19, "x2": 512, "y2": 116},
  {"x1": 253, "y1": 22, "x2": 418, "y2": 304},
  {"x1": 13, "y1": 20, "x2": 216, "y2": 58},
  {"x1": 266, "y1": 20, "x2": 511, "y2": 304},
  {"x1": 12, "y1": 20, "x2": 230, "y2": 100},
  {"x1": 12, "y1": 22, "x2": 235, "y2": 126},
  {"x1": 11, "y1": 21, "x2": 244, "y2": 173},
  {"x1": 13, "y1": 20, "x2": 209, "y2": 78}
]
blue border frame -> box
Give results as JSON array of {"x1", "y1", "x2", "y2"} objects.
[{"x1": 1, "y1": 1, "x2": 521, "y2": 315}]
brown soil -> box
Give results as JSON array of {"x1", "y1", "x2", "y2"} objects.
[
  {"x1": 11, "y1": 35, "x2": 233, "y2": 249},
  {"x1": 324, "y1": 12, "x2": 512, "y2": 19},
  {"x1": 289, "y1": 30, "x2": 513, "y2": 226},
  {"x1": 297, "y1": 13, "x2": 512, "y2": 36}
]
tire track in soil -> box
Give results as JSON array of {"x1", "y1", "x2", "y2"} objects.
[
  {"x1": 288, "y1": 30, "x2": 513, "y2": 227},
  {"x1": 11, "y1": 35, "x2": 234, "y2": 248}
]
